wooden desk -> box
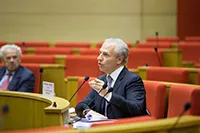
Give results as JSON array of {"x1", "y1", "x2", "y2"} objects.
[
  {"x1": 19, "y1": 115, "x2": 199, "y2": 133},
  {"x1": 0, "y1": 91, "x2": 69, "y2": 131},
  {"x1": 82, "y1": 116, "x2": 200, "y2": 133},
  {"x1": 2, "y1": 115, "x2": 200, "y2": 133}
]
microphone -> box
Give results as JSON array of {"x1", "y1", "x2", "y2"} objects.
[
  {"x1": 0, "y1": 104, "x2": 9, "y2": 128},
  {"x1": 155, "y1": 31, "x2": 159, "y2": 38},
  {"x1": 136, "y1": 40, "x2": 139, "y2": 45},
  {"x1": 155, "y1": 31, "x2": 159, "y2": 50},
  {"x1": 154, "y1": 31, "x2": 162, "y2": 66},
  {"x1": 22, "y1": 41, "x2": 26, "y2": 47},
  {"x1": 168, "y1": 102, "x2": 192, "y2": 133},
  {"x1": 69, "y1": 76, "x2": 90, "y2": 102},
  {"x1": 88, "y1": 82, "x2": 108, "y2": 107},
  {"x1": 53, "y1": 102, "x2": 57, "y2": 107}
]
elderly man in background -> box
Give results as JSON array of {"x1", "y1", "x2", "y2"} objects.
[{"x1": 0, "y1": 44, "x2": 35, "y2": 92}]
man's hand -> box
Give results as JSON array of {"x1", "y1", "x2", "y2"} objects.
[{"x1": 88, "y1": 78, "x2": 108, "y2": 97}]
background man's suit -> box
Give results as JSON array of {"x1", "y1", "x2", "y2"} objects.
[
  {"x1": 76, "y1": 67, "x2": 147, "y2": 119},
  {"x1": 0, "y1": 66, "x2": 35, "y2": 92}
]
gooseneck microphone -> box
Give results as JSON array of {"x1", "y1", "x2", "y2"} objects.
[
  {"x1": 154, "y1": 31, "x2": 162, "y2": 66},
  {"x1": 69, "y1": 76, "x2": 90, "y2": 102},
  {"x1": 168, "y1": 102, "x2": 192, "y2": 133},
  {"x1": 88, "y1": 82, "x2": 108, "y2": 107}
]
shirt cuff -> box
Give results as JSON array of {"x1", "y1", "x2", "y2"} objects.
[{"x1": 104, "y1": 92, "x2": 112, "y2": 102}]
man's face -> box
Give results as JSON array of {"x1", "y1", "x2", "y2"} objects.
[
  {"x1": 97, "y1": 43, "x2": 123, "y2": 74},
  {"x1": 2, "y1": 48, "x2": 21, "y2": 72}
]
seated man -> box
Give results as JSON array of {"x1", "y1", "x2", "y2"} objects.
[
  {"x1": 0, "y1": 44, "x2": 35, "y2": 92},
  {"x1": 75, "y1": 38, "x2": 148, "y2": 119}
]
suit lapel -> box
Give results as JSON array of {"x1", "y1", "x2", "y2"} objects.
[
  {"x1": 113, "y1": 67, "x2": 127, "y2": 92},
  {"x1": 97, "y1": 75, "x2": 107, "y2": 114},
  {"x1": 98, "y1": 96, "x2": 106, "y2": 115},
  {"x1": 8, "y1": 75, "x2": 20, "y2": 91},
  {"x1": 8, "y1": 67, "x2": 21, "y2": 91},
  {"x1": 0, "y1": 67, "x2": 6, "y2": 81}
]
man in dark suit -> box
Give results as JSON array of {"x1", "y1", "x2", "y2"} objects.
[
  {"x1": 75, "y1": 38, "x2": 147, "y2": 119},
  {"x1": 0, "y1": 44, "x2": 34, "y2": 92}
]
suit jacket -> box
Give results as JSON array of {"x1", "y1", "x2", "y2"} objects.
[
  {"x1": 75, "y1": 67, "x2": 147, "y2": 119},
  {"x1": 0, "y1": 66, "x2": 35, "y2": 92}
]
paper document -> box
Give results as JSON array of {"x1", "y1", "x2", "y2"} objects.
[
  {"x1": 69, "y1": 107, "x2": 75, "y2": 114},
  {"x1": 85, "y1": 110, "x2": 108, "y2": 121},
  {"x1": 73, "y1": 121, "x2": 91, "y2": 129},
  {"x1": 72, "y1": 110, "x2": 108, "y2": 129}
]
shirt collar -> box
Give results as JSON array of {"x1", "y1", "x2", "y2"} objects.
[
  {"x1": 5, "y1": 69, "x2": 15, "y2": 76},
  {"x1": 107, "y1": 66, "x2": 124, "y2": 82}
]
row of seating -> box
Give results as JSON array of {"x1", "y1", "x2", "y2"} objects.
[
  {"x1": 0, "y1": 41, "x2": 133, "y2": 48},
  {"x1": 184, "y1": 36, "x2": 200, "y2": 42},
  {"x1": 18, "y1": 43, "x2": 199, "y2": 69},
  {"x1": 0, "y1": 55, "x2": 198, "y2": 97},
  {"x1": 178, "y1": 42, "x2": 200, "y2": 65},
  {"x1": 20, "y1": 47, "x2": 181, "y2": 67},
  {"x1": 8, "y1": 63, "x2": 66, "y2": 98},
  {"x1": 2, "y1": 39, "x2": 199, "y2": 68},
  {"x1": 134, "y1": 41, "x2": 200, "y2": 68},
  {"x1": 145, "y1": 36, "x2": 200, "y2": 43},
  {"x1": 2, "y1": 37, "x2": 192, "y2": 50},
  {"x1": 135, "y1": 42, "x2": 174, "y2": 49},
  {"x1": 26, "y1": 44, "x2": 198, "y2": 68},
  {"x1": 138, "y1": 36, "x2": 200, "y2": 67},
  {"x1": 146, "y1": 36, "x2": 180, "y2": 43},
  {"x1": 136, "y1": 66, "x2": 200, "y2": 85},
  {"x1": 1, "y1": 55, "x2": 199, "y2": 96},
  {"x1": 6, "y1": 63, "x2": 199, "y2": 101},
  {"x1": 0, "y1": 51, "x2": 183, "y2": 78},
  {"x1": 66, "y1": 70, "x2": 200, "y2": 106},
  {"x1": 2, "y1": 36, "x2": 199, "y2": 48}
]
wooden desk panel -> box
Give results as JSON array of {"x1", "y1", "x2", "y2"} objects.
[{"x1": 0, "y1": 91, "x2": 69, "y2": 131}]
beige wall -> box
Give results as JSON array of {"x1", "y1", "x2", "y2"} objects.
[
  {"x1": 142, "y1": 0, "x2": 177, "y2": 39},
  {"x1": 0, "y1": 0, "x2": 176, "y2": 43}
]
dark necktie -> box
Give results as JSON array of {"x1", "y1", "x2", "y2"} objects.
[{"x1": 105, "y1": 75, "x2": 112, "y2": 116}]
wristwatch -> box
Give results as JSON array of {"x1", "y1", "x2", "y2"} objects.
[{"x1": 82, "y1": 109, "x2": 90, "y2": 116}]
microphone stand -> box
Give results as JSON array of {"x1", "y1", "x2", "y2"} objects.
[{"x1": 154, "y1": 31, "x2": 162, "y2": 66}]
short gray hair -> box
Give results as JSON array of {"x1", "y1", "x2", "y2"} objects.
[
  {"x1": 103, "y1": 38, "x2": 129, "y2": 65},
  {"x1": 0, "y1": 44, "x2": 22, "y2": 58}
]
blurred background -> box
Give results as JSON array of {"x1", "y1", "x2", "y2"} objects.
[{"x1": 0, "y1": 0, "x2": 198, "y2": 42}]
